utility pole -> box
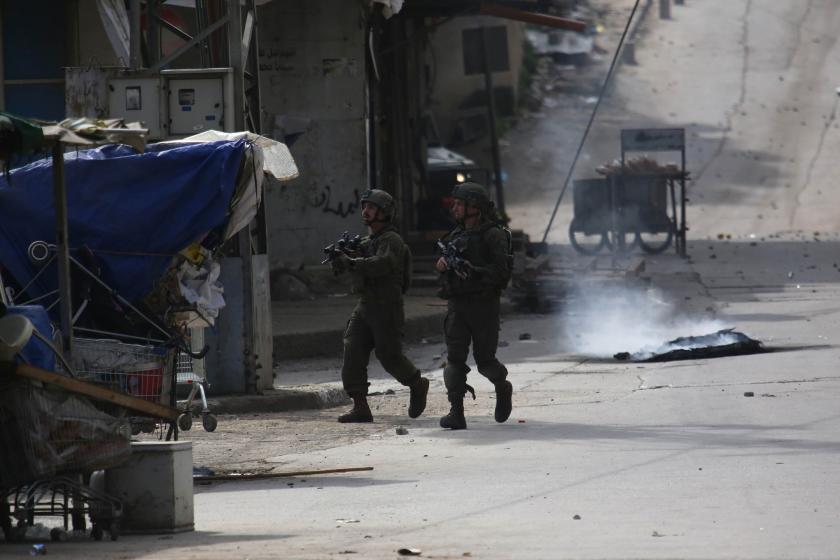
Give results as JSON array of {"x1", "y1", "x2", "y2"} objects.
[{"x1": 481, "y1": 26, "x2": 506, "y2": 218}]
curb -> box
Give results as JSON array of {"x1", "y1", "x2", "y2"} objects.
[
  {"x1": 273, "y1": 309, "x2": 447, "y2": 360},
  {"x1": 208, "y1": 387, "x2": 350, "y2": 415}
]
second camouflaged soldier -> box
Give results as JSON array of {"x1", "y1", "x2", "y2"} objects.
[
  {"x1": 435, "y1": 182, "x2": 513, "y2": 430},
  {"x1": 331, "y1": 189, "x2": 430, "y2": 423}
]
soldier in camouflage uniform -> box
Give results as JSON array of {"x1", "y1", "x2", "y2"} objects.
[
  {"x1": 331, "y1": 189, "x2": 430, "y2": 423},
  {"x1": 435, "y1": 183, "x2": 513, "y2": 430}
]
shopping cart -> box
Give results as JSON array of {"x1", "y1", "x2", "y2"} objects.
[
  {"x1": 176, "y1": 350, "x2": 217, "y2": 433},
  {"x1": 0, "y1": 379, "x2": 130, "y2": 542},
  {"x1": 67, "y1": 337, "x2": 176, "y2": 436}
]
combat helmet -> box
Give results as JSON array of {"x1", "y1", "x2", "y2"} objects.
[
  {"x1": 360, "y1": 188, "x2": 395, "y2": 220},
  {"x1": 451, "y1": 182, "x2": 492, "y2": 214}
]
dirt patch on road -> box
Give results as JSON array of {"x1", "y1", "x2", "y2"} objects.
[{"x1": 174, "y1": 390, "x2": 471, "y2": 475}]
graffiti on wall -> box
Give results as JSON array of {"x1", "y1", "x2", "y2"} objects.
[
  {"x1": 309, "y1": 185, "x2": 360, "y2": 219},
  {"x1": 259, "y1": 46, "x2": 297, "y2": 73}
]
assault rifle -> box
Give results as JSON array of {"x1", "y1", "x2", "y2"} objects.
[
  {"x1": 436, "y1": 239, "x2": 472, "y2": 278},
  {"x1": 321, "y1": 231, "x2": 363, "y2": 264}
]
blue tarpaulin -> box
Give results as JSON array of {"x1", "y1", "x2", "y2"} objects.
[{"x1": 0, "y1": 139, "x2": 246, "y2": 307}]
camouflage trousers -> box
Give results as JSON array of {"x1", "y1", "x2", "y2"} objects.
[
  {"x1": 341, "y1": 301, "x2": 421, "y2": 396},
  {"x1": 443, "y1": 296, "x2": 508, "y2": 397}
]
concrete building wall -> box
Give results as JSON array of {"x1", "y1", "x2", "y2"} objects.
[
  {"x1": 426, "y1": 16, "x2": 524, "y2": 146},
  {"x1": 258, "y1": 0, "x2": 368, "y2": 271}
]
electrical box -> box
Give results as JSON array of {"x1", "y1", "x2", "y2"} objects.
[
  {"x1": 107, "y1": 68, "x2": 234, "y2": 140},
  {"x1": 162, "y1": 68, "x2": 234, "y2": 137},
  {"x1": 108, "y1": 77, "x2": 163, "y2": 139}
]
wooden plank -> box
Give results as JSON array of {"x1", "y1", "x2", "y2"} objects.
[
  {"x1": 193, "y1": 466, "x2": 374, "y2": 483},
  {"x1": 7, "y1": 363, "x2": 179, "y2": 421}
]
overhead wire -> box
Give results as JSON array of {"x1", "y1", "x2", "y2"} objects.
[{"x1": 541, "y1": 0, "x2": 642, "y2": 243}]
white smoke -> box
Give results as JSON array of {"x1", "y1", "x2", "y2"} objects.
[{"x1": 561, "y1": 281, "x2": 725, "y2": 357}]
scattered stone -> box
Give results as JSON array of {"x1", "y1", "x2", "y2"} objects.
[
  {"x1": 519, "y1": 333, "x2": 532, "y2": 340},
  {"x1": 398, "y1": 548, "x2": 423, "y2": 556},
  {"x1": 573, "y1": 514, "x2": 581, "y2": 520},
  {"x1": 396, "y1": 426, "x2": 409, "y2": 435},
  {"x1": 744, "y1": 391, "x2": 755, "y2": 397}
]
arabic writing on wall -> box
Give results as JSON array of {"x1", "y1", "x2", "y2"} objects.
[{"x1": 309, "y1": 185, "x2": 360, "y2": 218}]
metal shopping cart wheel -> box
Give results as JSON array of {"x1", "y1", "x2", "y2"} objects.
[
  {"x1": 178, "y1": 411, "x2": 193, "y2": 431},
  {"x1": 202, "y1": 413, "x2": 218, "y2": 432}
]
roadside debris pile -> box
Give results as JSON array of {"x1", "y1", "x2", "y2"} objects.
[
  {"x1": 596, "y1": 155, "x2": 687, "y2": 178},
  {"x1": 614, "y1": 328, "x2": 764, "y2": 362}
]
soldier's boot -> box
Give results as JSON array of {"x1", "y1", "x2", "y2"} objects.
[
  {"x1": 494, "y1": 380, "x2": 513, "y2": 423},
  {"x1": 439, "y1": 395, "x2": 467, "y2": 430},
  {"x1": 408, "y1": 376, "x2": 430, "y2": 419},
  {"x1": 338, "y1": 394, "x2": 373, "y2": 423}
]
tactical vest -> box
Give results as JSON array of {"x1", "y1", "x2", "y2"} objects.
[
  {"x1": 439, "y1": 222, "x2": 512, "y2": 298},
  {"x1": 352, "y1": 226, "x2": 411, "y2": 302}
]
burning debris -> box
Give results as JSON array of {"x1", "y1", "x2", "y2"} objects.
[{"x1": 614, "y1": 328, "x2": 764, "y2": 362}]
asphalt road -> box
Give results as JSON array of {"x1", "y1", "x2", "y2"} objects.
[{"x1": 6, "y1": 1, "x2": 840, "y2": 558}]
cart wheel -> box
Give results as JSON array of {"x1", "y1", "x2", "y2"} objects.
[
  {"x1": 109, "y1": 520, "x2": 120, "y2": 541},
  {"x1": 636, "y1": 230, "x2": 673, "y2": 254},
  {"x1": 604, "y1": 230, "x2": 638, "y2": 254},
  {"x1": 91, "y1": 524, "x2": 104, "y2": 541},
  {"x1": 202, "y1": 413, "x2": 218, "y2": 433},
  {"x1": 50, "y1": 527, "x2": 67, "y2": 542},
  {"x1": 568, "y1": 219, "x2": 608, "y2": 255},
  {"x1": 178, "y1": 412, "x2": 193, "y2": 431}
]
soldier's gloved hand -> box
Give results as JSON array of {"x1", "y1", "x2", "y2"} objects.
[{"x1": 331, "y1": 254, "x2": 352, "y2": 274}]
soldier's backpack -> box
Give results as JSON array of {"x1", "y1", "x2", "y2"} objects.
[{"x1": 479, "y1": 222, "x2": 513, "y2": 290}]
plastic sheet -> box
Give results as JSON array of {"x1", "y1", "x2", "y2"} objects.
[
  {"x1": 0, "y1": 381, "x2": 131, "y2": 489},
  {"x1": 0, "y1": 139, "x2": 246, "y2": 308}
]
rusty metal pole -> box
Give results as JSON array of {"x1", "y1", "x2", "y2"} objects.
[
  {"x1": 129, "y1": 0, "x2": 142, "y2": 68},
  {"x1": 51, "y1": 143, "x2": 73, "y2": 356},
  {"x1": 147, "y1": 0, "x2": 160, "y2": 67},
  {"x1": 481, "y1": 26, "x2": 505, "y2": 219}
]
